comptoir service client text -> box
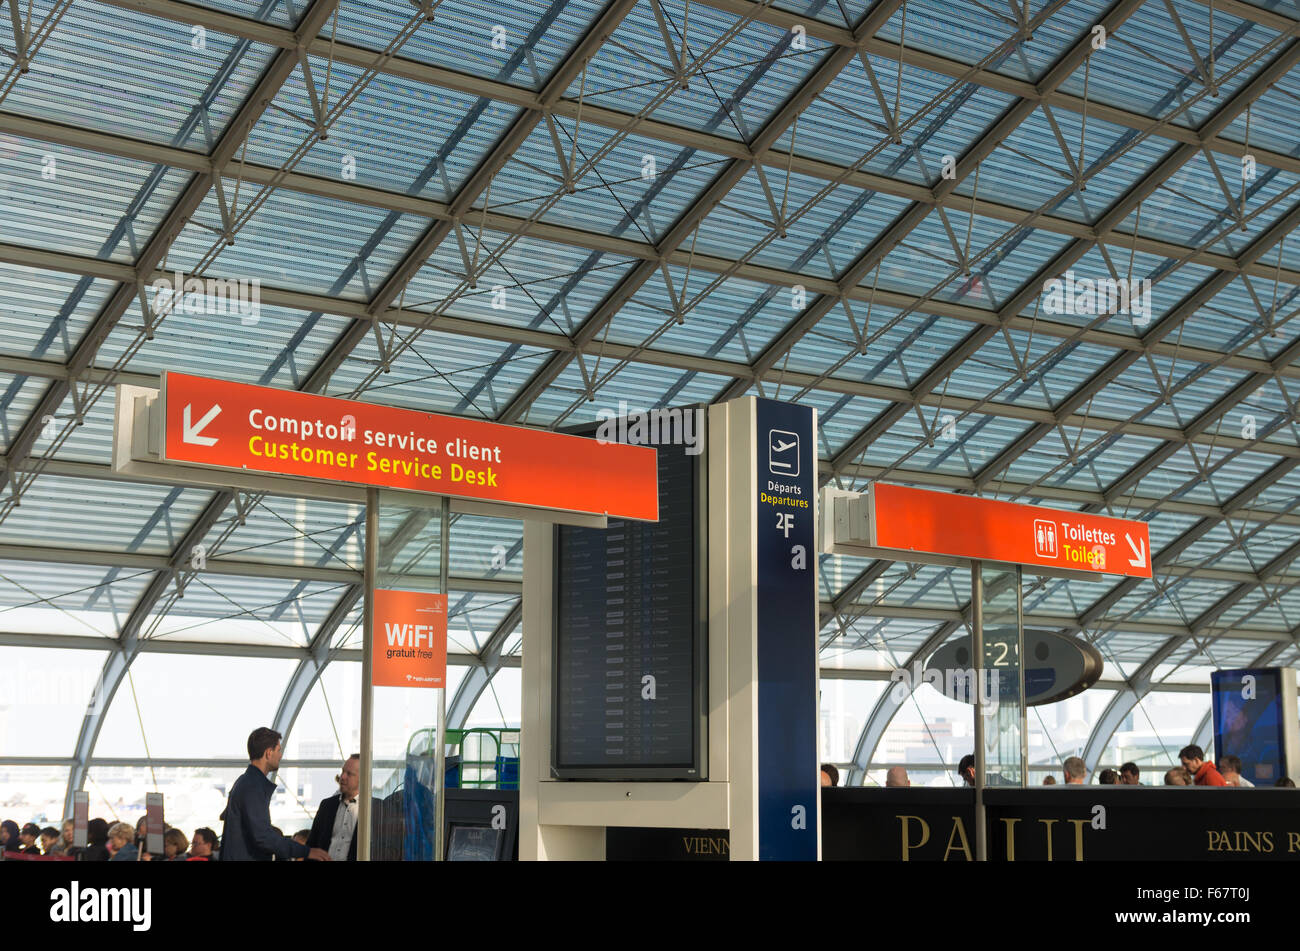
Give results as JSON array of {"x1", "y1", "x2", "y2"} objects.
[{"x1": 245, "y1": 409, "x2": 502, "y2": 486}]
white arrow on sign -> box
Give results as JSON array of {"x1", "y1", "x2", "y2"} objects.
[
  {"x1": 183, "y1": 403, "x2": 221, "y2": 446},
  {"x1": 1125, "y1": 533, "x2": 1147, "y2": 569}
]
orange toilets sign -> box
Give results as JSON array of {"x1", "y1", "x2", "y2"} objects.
[
  {"x1": 371, "y1": 589, "x2": 448, "y2": 688},
  {"x1": 869, "y1": 483, "x2": 1153, "y2": 579}
]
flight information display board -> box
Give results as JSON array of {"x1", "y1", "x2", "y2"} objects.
[{"x1": 552, "y1": 423, "x2": 705, "y2": 780}]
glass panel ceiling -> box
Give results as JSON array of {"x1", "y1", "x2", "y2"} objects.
[
  {"x1": 4, "y1": 0, "x2": 277, "y2": 149},
  {"x1": 0, "y1": 0, "x2": 1296, "y2": 793}
]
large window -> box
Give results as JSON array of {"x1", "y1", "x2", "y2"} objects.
[
  {"x1": 0, "y1": 646, "x2": 105, "y2": 757},
  {"x1": 91, "y1": 654, "x2": 296, "y2": 759}
]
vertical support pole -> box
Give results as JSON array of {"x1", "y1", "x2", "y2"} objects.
[
  {"x1": 434, "y1": 495, "x2": 450, "y2": 861},
  {"x1": 358, "y1": 486, "x2": 378, "y2": 861},
  {"x1": 1017, "y1": 566, "x2": 1027, "y2": 789},
  {"x1": 971, "y1": 561, "x2": 986, "y2": 862}
]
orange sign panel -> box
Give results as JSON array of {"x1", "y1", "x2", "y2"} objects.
[
  {"x1": 160, "y1": 372, "x2": 659, "y2": 520},
  {"x1": 870, "y1": 483, "x2": 1153, "y2": 579},
  {"x1": 372, "y1": 589, "x2": 447, "y2": 689}
]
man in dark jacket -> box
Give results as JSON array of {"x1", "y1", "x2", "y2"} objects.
[
  {"x1": 220, "y1": 727, "x2": 328, "y2": 862},
  {"x1": 306, "y1": 754, "x2": 376, "y2": 861}
]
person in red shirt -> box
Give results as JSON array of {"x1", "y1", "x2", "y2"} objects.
[{"x1": 1179, "y1": 744, "x2": 1227, "y2": 786}]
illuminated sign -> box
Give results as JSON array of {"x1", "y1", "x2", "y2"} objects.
[
  {"x1": 869, "y1": 483, "x2": 1152, "y2": 579},
  {"x1": 371, "y1": 589, "x2": 447, "y2": 689},
  {"x1": 160, "y1": 373, "x2": 658, "y2": 520}
]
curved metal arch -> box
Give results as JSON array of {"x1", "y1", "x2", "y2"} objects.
[
  {"x1": 1081, "y1": 536, "x2": 1300, "y2": 777},
  {"x1": 1081, "y1": 638, "x2": 1182, "y2": 776},
  {"x1": 1193, "y1": 710, "x2": 1213, "y2": 757},
  {"x1": 271, "y1": 586, "x2": 363, "y2": 752},
  {"x1": 61, "y1": 491, "x2": 234, "y2": 817},
  {"x1": 845, "y1": 619, "x2": 962, "y2": 786},
  {"x1": 447, "y1": 600, "x2": 522, "y2": 729},
  {"x1": 63, "y1": 645, "x2": 136, "y2": 819}
]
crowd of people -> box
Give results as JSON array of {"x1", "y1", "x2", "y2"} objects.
[
  {"x1": 2, "y1": 728, "x2": 362, "y2": 862},
  {"x1": 1031, "y1": 745, "x2": 1296, "y2": 787},
  {"x1": 0, "y1": 815, "x2": 219, "y2": 861},
  {"x1": 8, "y1": 737, "x2": 1293, "y2": 861},
  {"x1": 815, "y1": 744, "x2": 1299, "y2": 789}
]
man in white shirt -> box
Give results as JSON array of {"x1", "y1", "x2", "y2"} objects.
[
  {"x1": 1220, "y1": 754, "x2": 1255, "y2": 787},
  {"x1": 1062, "y1": 756, "x2": 1087, "y2": 785},
  {"x1": 307, "y1": 754, "x2": 363, "y2": 861}
]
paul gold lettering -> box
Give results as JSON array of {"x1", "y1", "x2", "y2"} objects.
[
  {"x1": 1039, "y1": 818, "x2": 1058, "y2": 862},
  {"x1": 1067, "y1": 818, "x2": 1089, "y2": 861},
  {"x1": 898, "y1": 815, "x2": 930, "y2": 862},
  {"x1": 944, "y1": 816, "x2": 972, "y2": 862},
  {"x1": 1001, "y1": 818, "x2": 1020, "y2": 862}
]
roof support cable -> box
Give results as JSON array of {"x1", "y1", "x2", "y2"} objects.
[
  {"x1": 0, "y1": 0, "x2": 71, "y2": 106},
  {"x1": 648, "y1": 0, "x2": 684, "y2": 81},
  {"x1": 752, "y1": 161, "x2": 788, "y2": 238},
  {"x1": 961, "y1": 161, "x2": 981, "y2": 274},
  {"x1": 1267, "y1": 233, "x2": 1285, "y2": 337},
  {"x1": 1209, "y1": 0, "x2": 1217, "y2": 96},
  {"x1": 1124, "y1": 199, "x2": 1143, "y2": 299},
  {"x1": 857, "y1": 50, "x2": 900, "y2": 143},
  {"x1": 562, "y1": 63, "x2": 588, "y2": 194},
  {"x1": 891, "y1": 0, "x2": 907, "y2": 144},
  {"x1": 542, "y1": 112, "x2": 574, "y2": 194},
  {"x1": 1077, "y1": 53, "x2": 1091, "y2": 191},
  {"x1": 3, "y1": 0, "x2": 27, "y2": 70},
  {"x1": 677, "y1": 0, "x2": 692, "y2": 89},
  {"x1": 1239, "y1": 103, "x2": 1253, "y2": 231},
  {"x1": 780, "y1": 113, "x2": 799, "y2": 228},
  {"x1": 124, "y1": 667, "x2": 158, "y2": 794}
]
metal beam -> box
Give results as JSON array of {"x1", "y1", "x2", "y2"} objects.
[
  {"x1": 298, "y1": 0, "x2": 643, "y2": 396},
  {"x1": 1081, "y1": 637, "x2": 1182, "y2": 775},
  {"x1": 92, "y1": 0, "x2": 1300, "y2": 179},
  {"x1": 10, "y1": 100, "x2": 1298, "y2": 283},
  {"x1": 0, "y1": 540, "x2": 520, "y2": 593},
  {"x1": 825, "y1": 602, "x2": 1290, "y2": 643},
  {"x1": 496, "y1": 0, "x2": 910, "y2": 422},
  {"x1": 54, "y1": 0, "x2": 348, "y2": 816},
  {"x1": 799, "y1": 34, "x2": 1300, "y2": 480},
  {"x1": 718, "y1": 0, "x2": 1159, "y2": 408},
  {"x1": 2, "y1": 230, "x2": 1298, "y2": 383},
  {"x1": 2, "y1": 0, "x2": 345, "y2": 515},
  {"x1": 846, "y1": 619, "x2": 962, "y2": 785},
  {"x1": 446, "y1": 600, "x2": 522, "y2": 728},
  {"x1": 61, "y1": 489, "x2": 232, "y2": 817}
]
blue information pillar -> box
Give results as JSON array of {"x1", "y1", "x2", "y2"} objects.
[{"x1": 753, "y1": 398, "x2": 819, "y2": 860}]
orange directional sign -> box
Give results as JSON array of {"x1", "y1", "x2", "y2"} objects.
[
  {"x1": 869, "y1": 483, "x2": 1152, "y2": 578},
  {"x1": 161, "y1": 373, "x2": 659, "y2": 520}
]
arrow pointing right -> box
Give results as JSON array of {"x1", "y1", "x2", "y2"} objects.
[
  {"x1": 1126, "y1": 533, "x2": 1147, "y2": 569},
  {"x1": 183, "y1": 403, "x2": 221, "y2": 446}
]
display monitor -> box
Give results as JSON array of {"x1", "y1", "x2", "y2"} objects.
[
  {"x1": 551, "y1": 411, "x2": 707, "y2": 780},
  {"x1": 446, "y1": 824, "x2": 503, "y2": 861},
  {"x1": 1211, "y1": 668, "x2": 1292, "y2": 786}
]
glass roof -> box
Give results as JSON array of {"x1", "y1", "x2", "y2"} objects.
[{"x1": 1, "y1": 0, "x2": 1297, "y2": 795}]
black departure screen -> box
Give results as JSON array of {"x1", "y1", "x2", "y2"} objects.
[{"x1": 553, "y1": 435, "x2": 702, "y2": 778}]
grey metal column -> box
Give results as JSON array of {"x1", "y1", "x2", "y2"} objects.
[
  {"x1": 1017, "y1": 567, "x2": 1027, "y2": 789},
  {"x1": 971, "y1": 562, "x2": 986, "y2": 862},
  {"x1": 358, "y1": 486, "x2": 378, "y2": 861},
  {"x1": 434, "y1": 495, "x2": 450, "y2": 861}
]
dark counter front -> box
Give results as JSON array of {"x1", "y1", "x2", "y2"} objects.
[{"x1": 822, "y1": 786, "x2": 1300, "y2": 861}]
